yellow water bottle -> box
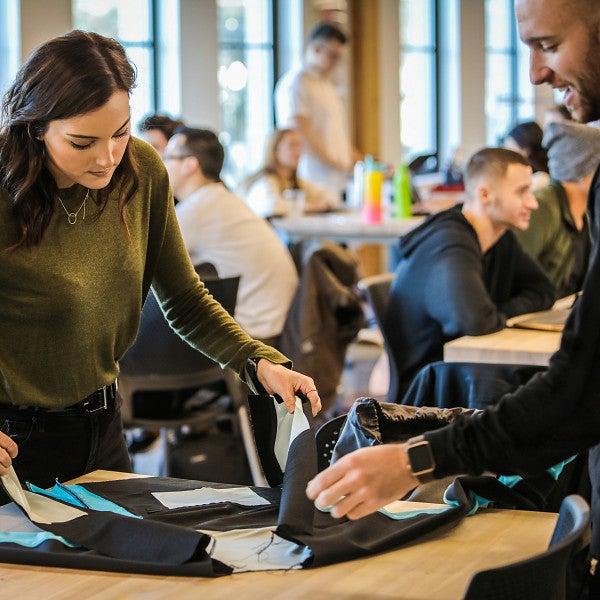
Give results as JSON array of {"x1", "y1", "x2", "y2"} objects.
[{"x1": 362, "y1": 156, "x2": 384, "y2": 224}]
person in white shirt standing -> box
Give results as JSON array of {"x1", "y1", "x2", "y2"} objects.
[
  {"x1": 163, "y1": 127, "x2": 299, "y2": 347},
  {"x1": 274, "y1": 22, "x2": 362, "y2": 198}
]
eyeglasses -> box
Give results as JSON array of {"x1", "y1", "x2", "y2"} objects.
[{"x1": 163, "y1": 154, "x2": 192, "y2": 162}]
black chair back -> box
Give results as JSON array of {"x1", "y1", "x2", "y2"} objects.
[{"x1": 463, "y1": 494, "x2": 590, "y2": 600}]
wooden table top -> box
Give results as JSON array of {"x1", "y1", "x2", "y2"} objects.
[
  {"x1": 444, "y1": 327, "x2": 562, "y2": 366},
  {"x1": 0, "y1": 470, "x2": 558, "y2": 599}
]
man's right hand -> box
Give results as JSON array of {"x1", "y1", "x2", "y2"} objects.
[{"x1": 305, "y1": 444, "x2": 420, "y2": 520}]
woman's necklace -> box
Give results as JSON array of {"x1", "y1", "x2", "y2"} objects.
[{"x1": 57, "y1": 189, "x2": 89, "y2": 225}]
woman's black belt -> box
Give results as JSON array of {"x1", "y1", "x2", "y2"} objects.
[{"x1": 0, "y1": 382, "x2": 117, "y2": 415}]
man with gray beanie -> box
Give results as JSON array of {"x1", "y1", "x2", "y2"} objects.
[{"x1": 515, "y1": 120, "x2": 600, "y2": 296}]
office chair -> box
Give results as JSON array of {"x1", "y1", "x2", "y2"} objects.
[
  {"x1": 118, "y1": 274, "x2": 265, "y2": 484},
  {"x1": 357, "y1": 273, "x2": 396, "y2": 403},
  {"x1": 463, "y1": 494, "x2": 590, "y2": 600}
]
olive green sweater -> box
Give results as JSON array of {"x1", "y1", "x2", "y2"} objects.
[
  {"x1": 0, "y1": 138, "x2": 287, "y2": 408},
  {"x1": 514, "y1": 180, "x2": 591, "y2": 297}
]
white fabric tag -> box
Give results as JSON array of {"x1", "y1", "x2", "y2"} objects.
[
  {"x1": 153, "y1": 486, "x2": 270, "y2": 509},
  {"x1": 273, "y1": 396, "x2": 310, "y2": 472}
]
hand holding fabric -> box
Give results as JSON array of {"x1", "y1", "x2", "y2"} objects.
[
  {"x1": 0, "y1": 431, "x2": 18, "y2": 476},
  {"x1": 256, "y1": 359, "x2": 322, "y2": 416},
  {"x1": 305, "y1": 444, "x2": 419, "y2": 520}
]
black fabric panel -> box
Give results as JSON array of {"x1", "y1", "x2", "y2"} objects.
[
  {"x1": 0, "y1": 539, "x2": 229, "y2": 577},
  {"x1": 83, "y1": 477, "x2": 281, "y2": 531},
  {"x1": 247, "y1": 394, "x2": 284, "y2": 486}
]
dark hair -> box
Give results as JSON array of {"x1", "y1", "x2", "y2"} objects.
[
  {"x1": 175, "y1": 127, "x2": 224, "y2": 181},
  {"x1": 0, "y1": 29, "x2": 139, "y2": 250},
  {"x1": 464, "y1": 147, "x2": 531, "y2": 199},
  {"x1": 138, "y1": 113, "x2": 184, "y2": 139},
  {"x1": 307, "y1": 22, "x2": 347, "y2": 45},
  {"x1": 504, "y1": 121, "x2": 549, "y2": 173}
]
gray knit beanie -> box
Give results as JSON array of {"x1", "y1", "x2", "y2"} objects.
[{"x1": 543, "y1": 121, "x2": 600, "y2": 182}]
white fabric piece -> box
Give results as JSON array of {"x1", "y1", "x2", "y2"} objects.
[
  {"x1": 199, "y1": 526, "x2": 312, "y2": 573},
  {"x1": 153, "y1": 486, "x2": 270, "y2": 510},
  {"x1": 274, "y1": 396, "x2": 310, "y2": 472},
  {"x1": 1, "y1": 466, "x2": 86, "y2": 524},
  {"x1": 0, "y1": 502, "x2": 46, "y2": 533}
]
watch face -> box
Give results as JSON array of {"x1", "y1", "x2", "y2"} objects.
[{"x1": 408, "y1": 441, "x2": 434, "y2": 474}]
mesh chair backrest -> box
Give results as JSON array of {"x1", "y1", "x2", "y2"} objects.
[
  {"x1": 315, "y1": 415, "x2": 347, "y2": 472},
  {"x1": 463, "y1": 494, "x2": 590, "y2": 600}
]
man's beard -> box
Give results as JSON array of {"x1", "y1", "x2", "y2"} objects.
[{"x1": 572, "y1": 30, "x2": 600, "y2": 123}]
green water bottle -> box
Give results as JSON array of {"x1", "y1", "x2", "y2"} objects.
[{"x1": 393, "y1": 163, "x2": 412, "y2": 218}]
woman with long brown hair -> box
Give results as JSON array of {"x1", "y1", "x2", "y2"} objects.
[
  {"x1": 239, "y1": 128, "x2": 337, "y2": 218},
  {"x1": 0, "y1": 30, "x2": 321, "y2": 493}
]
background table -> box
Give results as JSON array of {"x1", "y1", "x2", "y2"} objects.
[
  {"x1": 271, "y1": 211, "x2": 425, "y2": 245},
  {"x1": 0, "y1": 469, "x2": 558, "y2": 599},
  {"x1": 444, "y1": 328, "x2": 562, "y2": 366}
]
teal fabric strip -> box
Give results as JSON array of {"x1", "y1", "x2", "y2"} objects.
[
  {"x1": 27, "y1": 481, "x2": 140, "y2": 518},
  {"x1": 0, "y1": 530, "x2": 78, "y2": 548},
  {"x1": 27, "y1": 481, "x2": 87, "y2": 507},
  {"x1": 444, "y1": 456, "x2": 578, "y2": 516},
  {"x1": 444, "y1": 489, "x2": 489, "y2": 516}
]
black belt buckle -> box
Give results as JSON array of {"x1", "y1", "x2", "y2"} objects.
[{"x1": 81, "y1": 386, "x2": 109, "y2": 414}]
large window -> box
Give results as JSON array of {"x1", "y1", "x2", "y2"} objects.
[
  {"x1": 217, "y1": 0, "x2": 275, "y2": 187},
  {"x1": 0, "y1": 0, "x2": 19, "y2": 98},
  {"x1": 72, "y1": 0, "x2": 158, "y2": 133},
  {"x1": 485, "y1": 0, "x2": 534, "y2": 145},
  {"x1": 399, "y1": 0, "x2": 437, "y2": 163}
]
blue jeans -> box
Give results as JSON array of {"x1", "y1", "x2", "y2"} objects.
[{"x1": 0, "y1": 393, "x2": 132, "y2": 504}]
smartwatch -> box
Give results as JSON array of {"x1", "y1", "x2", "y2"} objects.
[{"x1": 405, "y1": 435, "x2": 436, "y2": 483}]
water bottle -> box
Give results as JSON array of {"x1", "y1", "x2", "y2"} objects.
[
  {"x1": 362, "y1": 156, "x2": 384, "y2": 224},
  {"x1": 393, "y1": 163, "x2": 413, "y2": 218}
]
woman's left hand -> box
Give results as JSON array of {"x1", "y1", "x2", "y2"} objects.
[
  {"x1": 0, "y1": 431, "x2": 18, "y2": 476},
  {"x1": 256, "y1": 359, "x2": 321, "y2": 416}
]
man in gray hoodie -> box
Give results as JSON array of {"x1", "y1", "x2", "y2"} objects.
[{"x1": 383, "y1": 147, "x2": 555, "y2": 402}]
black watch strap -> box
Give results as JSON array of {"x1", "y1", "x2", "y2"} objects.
[{"x1": 246, "y1": 356, "x2": 268, "y2": 395}]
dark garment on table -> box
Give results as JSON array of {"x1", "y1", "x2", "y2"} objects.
[
  {"x1": 401, "y1": 360, "x2": 546, "y2": 410},
  {"x1": 423, "y1": 165, "x2": 600, "y2": 557},
  {"x1": 0, "y1": 393, "x2": 132, "y2": 505},
  {"x1": 384, "y1": 205, "x2": 556, "y2": 402},
  {"x1": 0, "y1": 395, "x2": 468, "y2": 576}
]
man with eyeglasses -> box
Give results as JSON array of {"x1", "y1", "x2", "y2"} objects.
[
  {"x1": 163, "y1": 127, "x2": 299, "y2": 348},
  {"x1": 274, "y1": 22, "x2": 362, "y2": 199}
]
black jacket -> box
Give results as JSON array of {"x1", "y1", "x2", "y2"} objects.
[
  {"x1": 384, "y1": 205, "x2": 555, "y2": 401},
  {"x1": 425, "y1": 165, "x2": 600, "y2": 552}
]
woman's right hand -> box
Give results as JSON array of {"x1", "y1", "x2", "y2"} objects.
[{"x1": 0, "y1": 431, "x2": 18, "y2": 476}]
